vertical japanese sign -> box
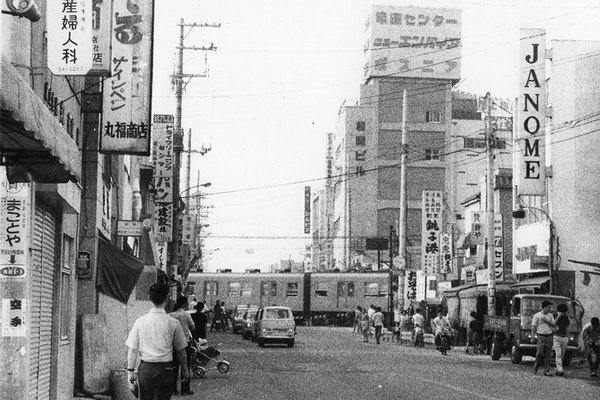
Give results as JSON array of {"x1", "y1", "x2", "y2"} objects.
[
  {"x1": 421, "y1": 190, "x2": 442, "y2": 275},
  {"x1": 47, "y1": 0, "x2": 93, "y2": 75},
  {"x1": 304, "y1": 186, "x2": 311, "y2": 234},
  {"x1": 516, "y1": 28, "x2": 546, "y2": 195},
  {"x1": 2, "y1": 299, "x2": 26, "y2": 337},
  {"x1": 181, "y1": 215, "x2": 193, "y2": 245},
  {"x1": 100, "y1": 0, "x2": 155, "y2": 154},
  {"x1": 471, "y1": 211, "x2": 484, "y2": 245},
  {"x1": 439, "y1": 233, "x2": 452, "y2": 274},
  {"x1": 90, "y1": 0, "x2": 113, "y2": 75},
  {"x1": 153, "y1": 204, "x2": 173, "y2": 242},
  {"x1": 0, "y1": 179, "x2": 29, "y2": 279},
  {"x1": 152, "y1": 115, "x2": 174, "y2": 203},
  {"x1": 156, "y1": 242, "x2": 168, "y2": 272},
  {"x1": 494, "y1": 213, "x2": 504, "y2": 281}
]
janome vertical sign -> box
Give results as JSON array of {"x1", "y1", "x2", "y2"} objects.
[{"x1": 516, "y1": 29, "x2": 546, "y2": 195}]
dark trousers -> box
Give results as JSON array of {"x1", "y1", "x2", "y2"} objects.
[
  {"x1": 138, "y1": 361, "x2": 173, "y2": 400},
  {"x1": 172, "y1": 345, "x2": 193, "y2": 393},
  {"x1": 534, "y1": 334, "x2": 554, "y2": 372},
  {"x1": 588, "y1": 343, "x2": 600, "y2": 373},
  {"x1": 374, "y1": 326, "x2": 382, "y2": 344}
]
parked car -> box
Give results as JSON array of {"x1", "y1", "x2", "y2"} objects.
[
  {"x1": 232, "y1": 304, "x2": 258, "y2": 334},
  {"x1": 241, "y1": 308, "x2": 259, "y2": 340},
  {"x1": 254, "y1": 306, "x2": 296, "y2": 347}
]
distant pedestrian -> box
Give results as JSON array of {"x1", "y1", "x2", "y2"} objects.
[
  {"x1": 125, "y1": 283, "x2": 189, "y2": 400},
  {"x1": 353, "y1": 306, "x2": 362, "y2": 334},
  {"x1": 367, "y1": 304, "x2": 376, "y2": 322},
  {"x1": 210, "y1": 301, "x2": 222, "y2": 332},
  {"x1": 553, "y1": 303, "x2": 570, "y2": 376},
  {"x1": 469, "y1": 311, "x2": 484, "y2": 354},
  {"x1": 373, "y1": 307, "x2": 385, "y2": 345},
  {"x1": 581, "y1": 317, "x2": 600, "y2": 377},
  {"x1": 531, "y1": 300, "x2": 556, "y2": 376},
  {"x1": 191, "y1": 302, "x2": 208, "y2": 341},
  {"x1": 220, "y1": 301, "x2": 230, "y2": 331},
  {"x1": 361, "y1": 312, "x2": 371, "y2": 343},
  {"x1": 169, "y1": 296, "x2": 195, "y2": 395}
]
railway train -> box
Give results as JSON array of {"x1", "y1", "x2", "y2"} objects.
[{"x1": 187, "y1": 272, "x2": 394, "y2": 326}]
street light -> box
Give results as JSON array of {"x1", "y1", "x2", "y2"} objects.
[
  {"x1": 512, "y1": 203, "x2": 555, "y2": 295},
  {"x1": 179, "y1": 181, "x2": 211, "y2": 198}
]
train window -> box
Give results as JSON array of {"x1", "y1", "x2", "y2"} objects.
[
  {"x1": 364, "y1": 282, "x2": 379, "y2": 297},
  {"x1": 315, "y1": 281, "x2": 328, "y2": 297},
  {"x1": 348, "y1": 282, "x2": 355, "y2": 297},
  {"x1": 286, "y1": 282, "x2": 299, "y2": 297},
  {"x1": 228, "y1": 282, "x2": 241, "y2": 297},
  {"x1": 379, "y1": 283, "x2": 389, "y2": 296},
  {"x1": 261, "y1": 281, "x2": 277, "y2": 296},
  {"x1": 205, "y1": 281, "x2": 218, "y2": 296},
  {"x1": 241, "y1": 282, "x2": 252, "y2": 296}
]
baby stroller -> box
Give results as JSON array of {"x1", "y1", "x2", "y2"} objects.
[{"x1": 190, "y1": 338, "x2": 231, "y2": 379}]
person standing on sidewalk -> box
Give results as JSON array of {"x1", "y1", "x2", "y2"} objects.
[
  {"x1": 581, "y1": 317, "x2": 600, "y2": 377},
  {"x1": 126, "y1": 283, "x2": 189, "y2": 400},
  {"x1": 170, "y1": 296, "x2": 196, "y2": 395},
  {"x1": 372, "y1": 307, "x2": 385, "y2": 345},
  {"x1": 531, "y1": 300, "x2": 556, "y2": 376},
  {"x1": 469, "y1": 311, "x2": 484, "y2": 354},
  {"x1": 553, "y1": 303, "x2": 570, "y2": 376}
]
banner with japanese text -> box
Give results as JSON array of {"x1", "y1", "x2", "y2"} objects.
[
  {"x1": 153, "y1": 203, "x2": 173, "y2": 243},
  {"x1": 47, "y1": 0, "x2": 93, "y2": 75},
  {"x1": 90, "y1": 0, "x2": 113, "y2": 75},
  {"x1": 181, "y1": 215, "x2": 193, "y2": 245},
  {"x1": 304, "y1": 186, "x2": 311, "y2": 234},
  {"x1": 471, "y1": 211, "x2": 484, "y2": 245},
  {"x1": 152, "y1": 115, "x2": 174, "y2": 203},
  {"x1": 0, "y1": 177, "x2": 30, "y2": 280},
  {"x1": 421, "y1": 190, "x2": 442, "y2": 275},
  {"x1": 440, "y1": 233, "x2": 452, "y2": 274},
  {"x1": 100, "y1": 0, "x2": 154, "y2": 154},
  {"x1": 494, "y1": 213, "x2": 504, "y2": 281}
]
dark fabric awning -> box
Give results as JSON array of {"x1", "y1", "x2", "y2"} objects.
[
  {"x1": 511, "y1": 276, "x2": 549, "y2": 289},
  {"x1": 97, "y1": 237, "x2": 144, "y2": 304},
  {"x1": 0, "y1": 56, "x2": 81, "y2": 183}
]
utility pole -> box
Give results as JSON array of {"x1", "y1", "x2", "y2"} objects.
[
  {"x1": 485, "y1": 92, "x2": 496, "y2": 316},
  {"x1": 171, "y1": 18, "x2": 219, "y2": 279},
  {"x1": 398, "y1": 90, "x2": 408, "y2": 312}
]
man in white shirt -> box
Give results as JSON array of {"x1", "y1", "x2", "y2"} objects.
[
  {"x1": 432, "y1": 310, "x2": 451, "y2": 351},
  {"x1": 372, "y1": 307, "x2": 385, "y2": 345},
  {"x1": 126, "y1": 283, "x2": 189, "y2": 400},
  {"x1": 412, "y1": 308, "x2": 425, "y2": 346},
  {"x1": 531, "y1": 300, "x2": 556, "y2": 376}
]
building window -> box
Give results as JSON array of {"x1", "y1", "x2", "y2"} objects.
[
  {"x1": 364, "y1": 282, "x2": 380, "y2": 297},
  {"x1": 241, "y1": 282, "x2": 252, "y2": 296},
  {"x1": 426, "y1": 111, "x2": 441, "y2": 123},
  {"x1": 356, "y1": 121, "x2": 366, "y2": 131},
  {"x1": 228, "y1": 282, "x2": 241, "y2": 297},
  {"x1": 60, "y1": 235, "x2": 74, "y2": 341},
  {"x1": 315, "y1": 282, "x2": 328, "y2": 297},
  {"x1": 286, "y1": 282, "x2": 299, "y2": 297},
  {"x1": 355, "y1": 150, "x2": 366, "y2": 161},
  {"x1": 456, "y1": 214, "x2": 463, "y2": 220},
  {"x1": 261, "y1": 281, "x2": 277, "y2": 296},
  {"x1": 425, "y1": 148, "x2": 440, "y2": 160},
  {"x1": 356, "y1": 136, "x2": 366, "y2": 146}
]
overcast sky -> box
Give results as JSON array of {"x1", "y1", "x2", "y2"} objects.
[{"x1": 151, "y1": 0, "x2": 600, "y2": 272}]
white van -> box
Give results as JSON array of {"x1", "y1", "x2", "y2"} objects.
[{"x1": 254, "y1": 306, "x2": 296, "y2": 347}]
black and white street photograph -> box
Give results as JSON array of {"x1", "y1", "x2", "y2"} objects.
[{"x1": 1, "y1": 1, "x2": 600, "y2": 399}]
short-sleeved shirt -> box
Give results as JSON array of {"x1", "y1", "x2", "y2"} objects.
[
  {"x1": 170, "y1": 309, "x2": 195, "y2": 338},
  {"x1": 532, "y1": 311, "x2": 555, "y2": 335},
  {"x1": 372, "y1": 312, "x2": 384, "y2": 327},
  {"x1": 469, "y1": 318, "x2": 484, "y2": 334},
  {"x1": 433, "y1": 316, "x2": 450, "y2": 335},
  {"x1": 555, "y1": 314, "x2": 570, "y2": 337},
  {"x1": 126, "y1": 308, "x2": 187, "y2": 363},
  {"x1": 412, "y1": 313, "x2": 424, "y2": 327}
]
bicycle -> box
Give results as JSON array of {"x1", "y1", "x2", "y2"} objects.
[{"x1": 413, "y1": 326, "x2": 424, "y2": 348}]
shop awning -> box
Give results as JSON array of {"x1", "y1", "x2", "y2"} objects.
[
  {"x1": 511, "y1": 276, "x2": 550, "y2": 289},
  {"x1": 0, "y1": 56, "x2": 81, "y2": 183},
  {"x1": 97, "y1": 237, "x2": 144, "y2": 304}
]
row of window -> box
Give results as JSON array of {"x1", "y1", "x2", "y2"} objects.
[
  {"x1": 204, "y1": 281, "x2": 389, "y2": 298},
  {"x1": 354, "y1": 110, "x2": 440, "y2": 132},
  {"x1": 354, "y1": 148, "x2": 440, "y2": 161}
]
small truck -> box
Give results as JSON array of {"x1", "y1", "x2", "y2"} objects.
[{"x1": 484, "y1": 294, "x2": 582, "y2": 365}]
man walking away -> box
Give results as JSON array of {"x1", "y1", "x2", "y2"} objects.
[
  {"x1": 170, "y1": 296, "x2": 196, "y2": 395},
  {"x1": 581, "y1": 317, "x2": 600, "y2": 377},
  {"x1": 372, "y1": 307, "x2": 385, "y2": 345},
  {"x1": 531, "y1": 300, "x2": 556, "y2": 376},
  {"x1": 553, "y1": 303, "x2": 570, "y2": 376},
  {"x1": 210, "y1": 301, "x2": 222, "y2": 332},
  {"x1": 126, "y1": 283, "x2": 189, "y2": 400},
  {"x1": 353, "y1": 306, "x2": 362, "y2": 334},
  {"x1": 469, "y1": 311, "x2": 484, "y2": 354}
]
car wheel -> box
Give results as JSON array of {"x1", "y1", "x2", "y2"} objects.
[
  {"x1": 242, "y1": 332, "x2": 249, "y2": 340},
  {"x1": 510, "y1": 340, "x2": 522, "y2": 364},
  {"x1": 257, "y1": 338, "x2": 265, "y2": 347},
  {"x1": 193, "y1": 366, "x2": 206, "y2": 379},
  {"x1": 491, "y1": 338, "x2": 503, "y2": 360},
  {"x1": 287, "y1": 340, "x2": 294, "y2": 348},
  {"x1": 217, "y1": 361, "x2": 230, "y2": 374}
]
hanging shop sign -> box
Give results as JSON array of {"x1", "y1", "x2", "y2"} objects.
[
  {"x1": 1, "y1": 298, "x2": 26, "y2": 337},
  {"x1": 304, "y1": 186, "x2": 311, "y2": 234},
  {"x1": 90, "y1": 0, "x2": 113, "y2": 75},
  {"x1": 471, "y1": 211, "x2": 484, "y2": 245},
  {"x1": 117, "y1": 220, "x2": 143, "y2": 237},
  {"x1": 439, "y1": 233, "x2": 452, "y2": 274},
  {"x1": 156, "y1": 242, "x2": 168, "y2": 272},
  {"x1": 516, "y1": 28, "x2": 546, "y2": 195},
  {"x1": 153, "y1": 203, "x2": 173, "y2": 243},
  {"x1": 181, "y1": 215, "x2": 193, "y2": 245},
  {"x1": 421, "y1": 190, "x2": 442, "y2": 275},
  {"x1": 0, "y1": 177, "x2": 30, "y2": 278},
  {"x1": 494, "y1": 213, "x2": 504, "y2": 281},
  {"x1": 152, "y1": 114, "x2": 174, "y2": 203},
  {"x1": 100, "y1": 0, "x2": 155, "y2": 154},
  {"x1": 364, "y1": 5, "x2": 461, "y2": 81},
  {"x1": 47, "y1": 0, "x2": 93, "y2": 75}
]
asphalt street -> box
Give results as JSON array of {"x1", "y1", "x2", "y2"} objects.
[{"x1": 175, "y1": 327, "x2": 599, "y2": 400}]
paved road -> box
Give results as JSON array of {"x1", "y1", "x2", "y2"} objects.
[{"x1": 175, "y1": 327, "x2": 599, "y2": 400}]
